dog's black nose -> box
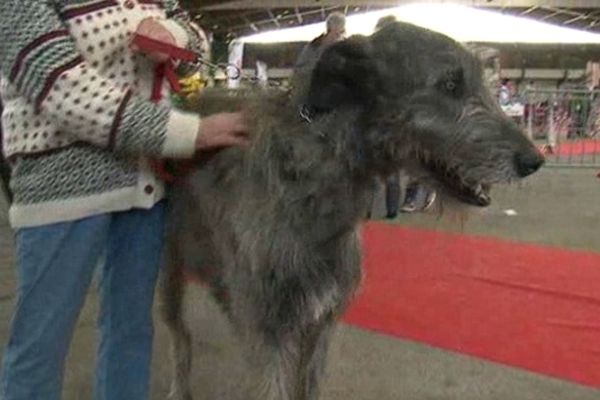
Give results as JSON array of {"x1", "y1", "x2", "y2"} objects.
[{"x1": 515, "y1": 151, "x2": 545, "y2": 177}]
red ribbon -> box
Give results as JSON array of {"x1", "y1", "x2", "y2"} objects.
[{"x1": 151, "y1": 63, "x2": 167, "y2": 102}]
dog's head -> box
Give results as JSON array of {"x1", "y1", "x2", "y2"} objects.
[{"x1": 306, "y1": 21, "x2": 544, "y2": 207}]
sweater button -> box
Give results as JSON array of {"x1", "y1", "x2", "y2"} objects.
[
  {"x1": 124, "y1": 0, "x2": 135, "y2": 9},
  {"x1": 144, "y1": 185, "x2": 154, "y2": 195}
]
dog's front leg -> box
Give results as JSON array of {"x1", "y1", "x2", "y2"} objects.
[
  {"x1": 161, "y1": 256, "x2": 194, "y2": 400},
  {"x1": 297, "y1": 320, "x2": 335, "y2": 400},
  {"x1": 255, "y1": 332, "x2": 307, "y2": 400},
  {"x1": 255, "y1": 321, "x2": 333, "y2": 400}
]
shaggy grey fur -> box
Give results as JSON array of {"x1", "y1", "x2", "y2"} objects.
[{"x1": 161, "y1": 21, "x2": 544, "y2": 400}]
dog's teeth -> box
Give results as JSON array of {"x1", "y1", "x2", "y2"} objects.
[{"x1": 477, "y1": 192, "x2": 491, "y2": 205}]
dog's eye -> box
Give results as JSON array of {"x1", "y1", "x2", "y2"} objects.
[
  {"x1": 438, "y1": 68, "x2": 464, "y2": 96},
  {"x1": 445, "y1": 80, "x2": 458, "y2": 93}
]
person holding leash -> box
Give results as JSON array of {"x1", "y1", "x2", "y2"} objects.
[
  {"x1": 294, "y1": 12, "x2": 347, "y2": 76},
  {"x1": 0, "y1": 1, "x2": 247, "y2": 399}
]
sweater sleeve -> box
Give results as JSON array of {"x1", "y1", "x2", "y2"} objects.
[{"x1": 0, "y1": 0, "x2": 199, "y2": 159}]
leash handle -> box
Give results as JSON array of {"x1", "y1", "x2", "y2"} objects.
[
  {"x1": 132, "y1": 34, "x2": 198, "y2": 62},
  {"x1": 133, "y1": 33, "x2": 241, "y2": 79}
]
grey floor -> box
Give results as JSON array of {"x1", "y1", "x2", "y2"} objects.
[{"x1": 1, "y1": 168, "x2": 600, "y2": 399}]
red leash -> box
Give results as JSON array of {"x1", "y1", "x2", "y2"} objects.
[
  {"x1": 131, "y1": 34, "x2": 199, "y2": 181},
  {"x1": 131, "y1": 33, "x2": 197, "y2": 101}
]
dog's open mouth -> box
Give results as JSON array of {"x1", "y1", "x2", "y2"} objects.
[{"x1": 424, "y1": 160, "x2": 492, "y2": 207}]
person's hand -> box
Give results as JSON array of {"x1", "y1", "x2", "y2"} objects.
[
  {"x1": 131, "y1": 18, "x2": 176, "y2": 63},
  {"x1": 196, "y1": 112, "x2": 249, "y2": 151}
]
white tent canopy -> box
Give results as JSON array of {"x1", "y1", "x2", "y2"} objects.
[{"x1": 241, "y1": 3, "x2": 600, "y2": 44}]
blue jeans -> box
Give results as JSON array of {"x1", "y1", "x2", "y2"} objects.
[{"x1": 0, "y1": 202, "x2": 166, "y2": 400}]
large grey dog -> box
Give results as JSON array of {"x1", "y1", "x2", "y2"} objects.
[{"x1": 162, "y1": 21, "x2": 544, "y2": 400}]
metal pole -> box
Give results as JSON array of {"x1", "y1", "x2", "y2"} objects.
[
  {"x1": 526, "y1": 90, "x2": 534, "y2": 141},
  {"x1": 548, "y1": 93, "x2": 556, "y2": 153}
]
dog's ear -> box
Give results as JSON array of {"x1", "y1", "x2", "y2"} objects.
[{"x1": 306, "y1": 36, "x2": 379, "y2": 112}]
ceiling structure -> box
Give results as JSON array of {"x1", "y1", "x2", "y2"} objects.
[{"x1": 183, "y1": 0, "x2": 600, "y2": 40}]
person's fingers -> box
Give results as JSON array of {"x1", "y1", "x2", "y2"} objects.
[
  {"x1": 217, "y1": 131, "x2": 251, "y2": 148},
  {"x1": 133, "y1": 18, "x2": 177, "y2": 61},
  {"x1": 147, "y1": 52, "x2": 170, "y2": 63},
  {"x1": 228, "y1": 113, "x2": 248, "y2": 136},
  {"x1": 230, "y1": 122, "x2": 248, "y2": 136},
  {"x1": 226, "y1": 112, "x2": 244, "y2": 122},
  {"x1": 195, "y1": 112, "x2": 251, "y2": 152},
  {"x1": 225, "y1": 136, "x2": 251, "y2": 147},
  {"x1": 203, "y1": 136, "x2": 248, "y2": 151},
  {"x1": 153, "y1": 29, "x2": 176, "y2": 45},
  {"x1": 235, "y1": 138, "x2": 251, "y2": 148}
]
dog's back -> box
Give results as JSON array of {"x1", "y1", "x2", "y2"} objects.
[{"x1": 165, "y1": 86, "x2": 368, "y2": 320}]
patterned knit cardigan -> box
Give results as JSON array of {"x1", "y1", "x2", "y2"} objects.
[{"x1": 0, "y1": 0, "x2": 204, "y2": 227}]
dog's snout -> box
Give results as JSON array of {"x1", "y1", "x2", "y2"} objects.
[{"x1": 515, "y1": 151, "x2": 545, "y2": 177}]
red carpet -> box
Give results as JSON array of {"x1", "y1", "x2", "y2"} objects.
[
  {"x1": 345, "y1": 223, "x2": 600, "y2": 388},
  {"x1": 543, "y1": 139, "x2": 600, "y2": 156}
]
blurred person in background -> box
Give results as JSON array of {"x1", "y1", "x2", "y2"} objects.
[{"x1": 295, "y1": 12, "x2": 347, "y2": 76}]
